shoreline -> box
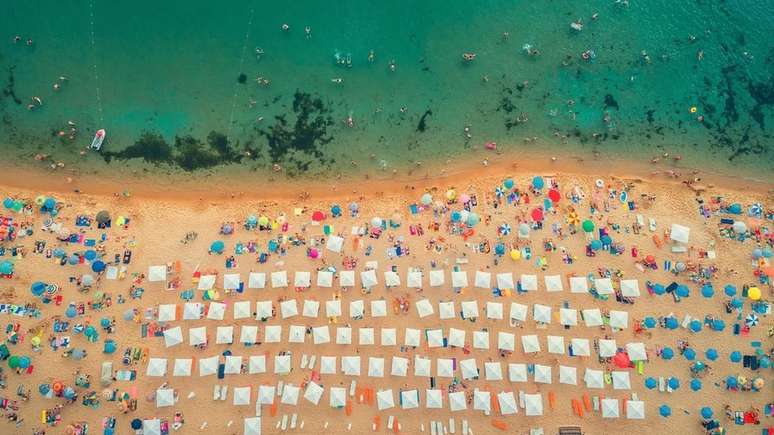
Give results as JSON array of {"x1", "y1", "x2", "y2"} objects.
[{"x1": 3, "y1": 145, "x2": 772, "y2": 203}]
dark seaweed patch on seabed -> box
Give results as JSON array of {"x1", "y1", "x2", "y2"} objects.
[
  {"x1": 256, "y1": 90, "x2": 335, "y2": 174},
  {"x1": 2, "y1": 66, "x2": 22, "y2": 105},
  {"x1": 102, "y1": 130, "x2": 245, "y2": 171}
]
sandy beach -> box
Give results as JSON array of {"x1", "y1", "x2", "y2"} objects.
[{"x1": 0, "y1": 161, "x2": 771, "y2": 435}]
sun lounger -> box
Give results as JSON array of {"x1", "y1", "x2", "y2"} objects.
[{"x1": 290, "y1": 413, "x2": 297, "y2": 429}]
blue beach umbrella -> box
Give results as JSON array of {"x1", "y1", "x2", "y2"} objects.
[
  {"x1": 690, "y1": 379, "x2": 702, "y2": 391},
  {"x1": 450, "y1": 211, "x2": 461, "y2": 222},
  {"x1": 600, "y1": 234, "x2": 612, "y2": 246},
  {"x1": 2, "y1": 198, "x2": 13, "y2": 209},
  {"x1": 730, "y1": 298, "x2": 743, "y2": 308},
  {"x1": 724, "y1": 284, "x2": 736, "y2": 296},
  {"x1": 494, "y1": 243, "x2": 506, "y2": 256},
  {"x1": 268, "y1": 240, "x2": 279, "y2": 252},
  {"x1": 668, "y1": 377, "x2": 680, "y2": 390},
  {"x1": 676, "y1": 285, "x2": 689, "y2": 297},
  {"x1": 330, "y1": 205, "x2": 341, "y2": 217},
  {"x1": 705, "y1": 348, "x2": 718, "y2": 361},
  {"x1": 684, "y1": 348, "x2": 696, "y2": 360},
  {"x1": 91, "y1": 260, "x2": 106, "y2": 273},
  {"x1": 31, "y1": 281, "x2": 46, "y2": 296},
  {"x1": 543, "y1": 198, "x2": 552, "y2": 210},
  {"x1": 19, "y1": 356, "x2": 31, "y2": 369},
  {"x1": 653, "y1": 283, "x2": 665, "y2": 295},
  {"x1": 726, "y1": 376, "x2": 738, "y2": 388},
  {"x1": 665, "y1": 317, "x2": 679, "y2": 330},
  {"x1": 758, "y1": 356, "x2": 770, "y2": 368},
  {"x1": 38, "y1": 384, "x2": 51, "y2": 395},
  {"x1": 659, "y1": 405, "x2": 671, "y2": 417},
  {"x1": 643, "y1": 317, "x2": 657, "y2": 328},
  {"x1": 661, "y1": 347, "x2": 674, "y2": 360},
  {"x1": 65, "y1": 305, "x2": 77, "y2": 318},
  {"x1": 466, "y1": 213, "x2": 480, "y2": 227},
  {"x1": 729, "y1": 351, "x2": 742, "y2": 363},
  {"x1": 84, "y1": 250, "x2": 97, "y2": 261},
  {"x1": 210, "y1": 240, "x2": 225, "y2": 254},
  {"x1": 689, "y1": 320, "x2": 702, "y2": 332},
  {"x1": 503, "y1": 178, "x2": 514, "y2": 189},
  {"x1": 53, "y1": 247, "x2": 66, "y2": 258},
  {"x1": 701, "y1": 284, "x2": 714, "y2": 298},
  {"x1": 644, "y1": 377, "x2": 657, "y2": 389},
  {"x1": 532, "y1": 176, "x2": 544, "y2": 190},
  {"x1": 68, "y1": 255, "x2": 80, "y2": 265},
  {"x1": 100, "y1": 318, "x2": 110, "y2": 328},
  {"x1": 711, "y1": 319, "x2": 725, "y2": 331},
  {"x1": 103, "y1": 340, "x2": 117, "y2": 354},
  {"x1": 43, "y1": 197, "x2": 56, "y2": 211},
  {"x1": 590, "y1": 240, "x2": 602, "y2": 251},
  {"x1": 700, "y1": 407, "x2": 713, "y2": 419}
]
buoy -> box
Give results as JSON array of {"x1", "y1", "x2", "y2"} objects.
[{"x1": 690, "y1": 106, "x2": 697, "y2": 113}]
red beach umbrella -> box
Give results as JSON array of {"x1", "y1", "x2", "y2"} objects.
[
  {"x1": 548, "y1": 189, "x2": 561, "y2": 203},
  {"x1": 531, "y1": 208, "x2": 544, "y2": 221},
  {"x1": 612, "y1": 351, "x2": 632, "y2": 369},
  {"x1": 312, "y1": 211, "x2": 325, "y2": 222}
]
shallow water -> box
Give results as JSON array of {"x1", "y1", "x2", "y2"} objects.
[{"x1": 1, "y1": 0, "x2": 772, "y2": 178}]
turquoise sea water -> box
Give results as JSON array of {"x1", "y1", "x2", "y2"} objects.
[{"x1": 1, "y1": 0, "x2": 772, "y2": 177}]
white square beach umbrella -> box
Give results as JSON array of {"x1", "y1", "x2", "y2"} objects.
[
  {"x1": 342, "y1": 356, "x2": 360, "y2": 376},
  {"x1": 534, "y1": 364, "x2": 552, "y2": 384},
  {"x1": 429, "y1": 269, "x2": 445, "y2": 287},
  {"x1": 559, "y1": 365, "x2": 577, "y2": 385},
  {"x1": 325, "y1": 299, "x2": 342, "y2": 317},
  {"x1": 146, "y1": 358, "x2": 167, "y2": 377},
  {"x1": 626, "y1": 400, "x2": 645, "y2": 419},
  {"x1": 248, "y1": 355, "x2": 266, "y2": 374},
  {"x1": 486, "y1": 302, "x2": 503, "y2": 319},
  {"x1": 303, "y1": 299, "x2": 320, "y2": 318},
  {"x1": 427, "y1": 329, "x2": 444, "y2": 348},
  {"x1": 349, "y1": 299, "x2": 364, "y2": 318},
  {"x1": 233, "y1": 386, "x2": 251, "y2": 406},
  {"x1": 449, "y1": 391, "x2": 467, "y2": 412},
  {"x1": 414, "y1": 356, "x2": 431, "y2": 377},
  {"x1": 521, "y1": 334, "x2": 540, "y2": 353},
  {"x1": 223, "y1": 273, "x2": 240, "y2": 290},
  {"x1": 461, "y1": 300, "x2": 479, "y2": 319},
  {"x1": 425, "y1": 389, "x2": 443, "y2": 409},
  {"x1": 544, "y1": 274, "x2": 563, "y2": 292},
  {"x1": 405, "y1": 328, "x2": 421, "y2": 347},
  {"x1": 371, "y1": 299, "x2": 387, "y2": 317},
  {"x1": 294, "y1": 271, "x2": 311, "y2": 288},
  {"x1": 407, "y1": 271, "x2": 423, "y2": 288},
  {"x1": 559, "y1": 308, "x2": 577, "y2": 326},
  {"x1": 188, "y1": 327, "x2": 207, "y2": 346},
  {"x1": 248, "y1": 272, "x2": 265, "y2": 289},
  {"x1": 439, "y1": 301, "x2": 456, "y2": 320},
  {"x1": 381, "y1": 328, "x2": 396, "y2": 346},
  {"x1": 509, "y1": 363, "x2": 528, "y2": 382},
  {"x1": 206, "y1": 302, "x2": 226, "y2": 320},
  {"x1": 158, "y1": 304, "x2": 176, "y2": 322},
  {"x1": 280, "y1": 384, "x2": 299, "y2": 405},
  {"x1": 264, "y1": 325, "x2": 282, "y2": 343},
  {"x1": 148, "y1": 265, "x2": 167, "y2": 282},
  {"x1": 367, "y1": 357, "x2": 384, "y2": 377},
  {"x1": 520, "y1": 274, "x2": 538, "y2": 291},
  {"x1": 391, "y1": 356, "x2": 408, "y2": 377},
  {"x1": 448, "y1": 328, "x2": 465, "y2": 347},
  {"x1": 336, "y1": 327, "x2": 352, "y2": 345},
  {"x1": 401, "y1": 390, "x2": 419, "y2": 409},
  {"x1": 274, "y1": 355, "x2": 291, "y2": 374},
  {"x1": 257, "y1": 385, "x2": 275, "y2": 404},
  {"x1": 360, "y1": 269, "x2": 377, "y2": 288},
  {"x1": 584, "y1": 368, "x2": 604, "y2": 389},
  {"x1": 256, "y1": 300, "x2": 272, "y2": 320},
  {"x1": 233, "y1": 301, "x2": 251, "y2": 320},
  {"x1": 460, "y1": 358, "x2": 478, "y2": 380},
  {"x1": 164, "y1": 327, "x2": 183, "y2": 348},
  {"x1": 602, "y1": 398, "x2": 620, "y2": 418},
  {"x1": 620, "y1": 279, "x2": 640, "y2": 297},
  {"x1": 524, "y1": 393, "x2": 543, "y2": 416},
  {"x1": 197, "y1": 275, "x2": 216, "y2": 290},
  {"x1": 288, "y1": 325, "x2": 305, "y2": 343},
  {"x1": 473, "y1": 389, "x2": 490, "y2": 412},
  {"x1": 384, "y1": 271, "x2": 400, "y2": 287},
  {"x1": 599, "y1": 339, "x2": 617, "y2": 357},
  {"x1": 510, "y1": 302, "x2": 528, "y2": 322},
  {"x1": 317, "y1": 270, "x2": 333, "y2": 288},
  {"x1": 271, "y1": 271, "x2": 288, "y2": 288},
  {"x1": 358, "y1": 327, "x2": 375, "y2": 345},
  {"x1": 626, "y1": 342, "x2": 647, "y2": 361},
  {"x1": 571, "y1": 338, "x2": 591, "y2": 356},
  {"x1": 280, "y1": 299, "x2": 298, "y2": 319},
  {"x1": 437, "y1": 358, "x2": 454, "y2": 377},
  {"x1": 452, "y1": 271, "x2": 468, "y2": 288},
  {"x1": 473, "y1": 330, "x2": 489, "y2": 349},
  {"x1": 304, "y1": 382, "x2": 323, "y2": 405},
  {"x1": 612, "y1": 371, "x2": 631, "y2": 390},
  {"x1": 319, "y1": 356, "x2": 337, "y2": 375},
  {"x1": 595, "y1": 277, "x2": 614, "y2": 294},
  {"x1": 198, "y1": 356, "x2": 218, "y2": 377},
  {"x1": 484, "y1": 361, "x2": 502, "y2": 381},
  {"x1": 496, "y1": 272, "x2": 514, "y2": 289},
  {"x1": 582, "y1": 308, "x2": 603, "y2": 327},
  {"x1": 533, "y1": 304, "x2": 552, "y2": 323},
  {"x1": 329, "y1": 387, "x2": 346, "y2": 407},
  {"x1": 498, "y1": 332, "x2": 516, "y2": 351},
  {"x1": 547, "y1": 335, "x2": 565, "y2": 354},
  {"x1": 376, "y1": 389, "x2": 394, "y2": 410},
  {"x1": 474, "y1": 271, "x2": 491, "y2": 289},
  {"x1": 339, "y1": 270, "x2": 355, "y2": 287},
  {"x1": 313, "y1": 326, "x2": 330, "y2": 344},
  {"x1": 172, "y1": 358, "x2": 192, "y2": 377},
  {"x1": 569, "y1": 276, "x2": 588, "y2": 294},
  {"x1": 415, "y1": 298, "x2": 434, "y2": 318},
  {"x1": 216, "y1": 326, "x2": 233, "y2": 344},
  {"x1": 498, "y1": 391, "x2": 518, "y2": 415},
  {"x1": 610, "y1": 310, "x2": 629, "y2": 329}
]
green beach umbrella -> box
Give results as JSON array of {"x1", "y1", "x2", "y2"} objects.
[{"x1": 582, "y1": 220, "x2": 594, "y2": 233}]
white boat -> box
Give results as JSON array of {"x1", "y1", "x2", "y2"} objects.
[{"x1": 90, "y1": 129, "x2": 106, "y2": 150}]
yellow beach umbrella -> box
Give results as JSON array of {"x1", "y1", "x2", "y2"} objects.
[
  {"x1": 446, "y1": 189, "x2": 456, "y2": 201},
  {"x1": 509, "y1": 249, "x2": 521, "y2": 260},
  {"x1": 747, "y1": 287, "x2": 761, "y2": 301}
]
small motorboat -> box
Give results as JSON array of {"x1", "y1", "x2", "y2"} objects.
[{"x1": 90, "y1": 129, "x2": 105, "y2": 151}]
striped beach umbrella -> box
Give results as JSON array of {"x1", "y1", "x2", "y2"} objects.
[
  {"x1": 499, "y1": 223, "x2": 511, "y2": 235},
  {"x1": 745, "y1": 313, "x2": 758, "y2": 327}
]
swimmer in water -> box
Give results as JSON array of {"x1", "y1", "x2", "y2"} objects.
[
  {"x1": 501, "y1": 32, "x2": 509, "y2": 41},
  {"x1": 53, "y1": 83, "x2": 60, "y2": 91},
  {"x1": 304, "y1": 26, "x2": 311, "y2": 38},
  {"x1": 255, "y1": 47, "x2": 264, "y2": 60},
  {"x1": 281, "y1": 24, "x2": 289, "y2": 32},
  {"x1": 368, "y1": 50, "x2": 375, "y2": 63},
  {"x1": 13, "y1": 36, "x2": 21, "y2": 43},
  {"x1": 26, "y1": 38, "x2": 33, "y2": 46},
  {"x1": 462, "y1": 52, "x2": 476, "y2": 62},
  {"x1": 331, "y1": 78, "x2": 343, "y2": 84},
  {"x1": 32, "y1": 96, "x2": 43, "y2": 106},
  {"x1": 591, "y1": 12, "x2": 599, "y2": 20},
  {"x1": 388, "y1": 59, "x2": 396, "y2": 72}
]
